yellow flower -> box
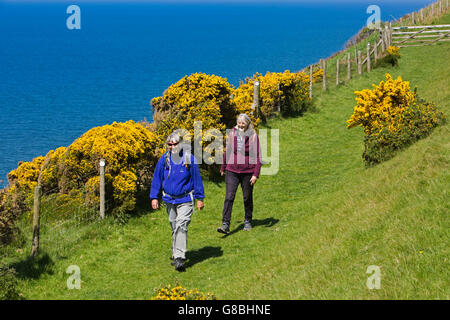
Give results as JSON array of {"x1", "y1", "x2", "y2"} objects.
[{"x1": 347, "y1": 73, "x2": 416, "y2": 136}]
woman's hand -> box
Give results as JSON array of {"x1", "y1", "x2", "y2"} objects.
[
  {"x1": 151, "y1": 199, "x2": 159, "y2": 210},
  {"x1": 250, "y1": 176, "x2": 258, "y2": 186},
  {"x1": 221, "y1": 170, "x2": 224, "y2": 176},
  {"x1": 197, "y1": 200, "x2": 204, "y2": 211}
]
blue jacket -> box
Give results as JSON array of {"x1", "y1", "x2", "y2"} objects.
[{"x1": 150, "y1": 150, "x2": 205, "y2": 204}]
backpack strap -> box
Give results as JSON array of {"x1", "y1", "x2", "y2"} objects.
[
  {"x1": 184, "y1": 152, "x2": 190, "y2": 170},
  {"x1": 164, "y1": 151, "x2": 172, "y2": 178},
  {"x1": 164, "y1": 151, "x2": 191, "y2": 177}
]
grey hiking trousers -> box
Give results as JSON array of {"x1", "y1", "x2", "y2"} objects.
[{"x1": 166, "y1": 200, "x2": 194, "y2": 260}]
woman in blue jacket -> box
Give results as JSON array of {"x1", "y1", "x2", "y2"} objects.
[{"x1": 150, "y1": 132, "x2": 205, "y2": 271}]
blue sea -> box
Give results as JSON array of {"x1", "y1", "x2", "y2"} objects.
[{"x1": 0, "y1": 1, "x2": 431, "y2": 187}]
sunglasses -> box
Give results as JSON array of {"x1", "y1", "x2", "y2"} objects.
[{"x1": 168, "y1": 142, "x2": 179, "y2": 147}]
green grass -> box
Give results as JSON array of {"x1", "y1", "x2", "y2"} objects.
[{"x1": 3, "y1": 15, "x2": 450, "y2": 300}]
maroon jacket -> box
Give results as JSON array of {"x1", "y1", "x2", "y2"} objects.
[{"x1": 221, "y1": 127, "x2": 262, "y2": 178}]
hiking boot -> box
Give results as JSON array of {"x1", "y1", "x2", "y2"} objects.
[
  {"x1": 174, "y1": 258, "x2": 185, "y2": 271},
  {"x1": 243, "y1": 221, "x2": 252, "y2": 231},
  {"x1": 217, "y1": 223, "x2": 230, "y2": 234},
  {"x1": 171, "y1": 257, "x2": 185, "y2": 266}
]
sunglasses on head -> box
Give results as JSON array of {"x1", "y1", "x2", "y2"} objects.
[{"x1": 168, "y1": 142, "x2": 179, "y2": 146}]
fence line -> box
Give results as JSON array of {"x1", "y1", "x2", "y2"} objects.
[
  {"x1": 27, "y1": 158, "x2": 111, "y2": 257},
  {"x1": 302, "y1": 0, "x2": 448, "y2": 98},
  {"x1": 304, "y1": 27, "x2": 389, "y2": 97},
  {"x1": 392, "y1": 24, "x2": 450, "y2": 47}
]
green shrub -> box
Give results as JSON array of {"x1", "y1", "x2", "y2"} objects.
[
  {"x1": 362, "y1": 99, "x2": 446, "y2": 166},
  {"x1": 0, "y1": 264, "x2": 20, "y2": 300},
  {"x1": 375, "y1": 46, "x2": 401, "y2": 68},
  {"x1": 0, "y1": 187, "x2": 28, "y2": 246}
]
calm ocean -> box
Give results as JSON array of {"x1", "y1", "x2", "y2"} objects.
[{"x1": 0, "y1": 1, "x2": 429, "y2": 186}]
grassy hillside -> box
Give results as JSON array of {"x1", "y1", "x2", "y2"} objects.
[{"x1": 4, "y1": 15, "x2": 449, "y2": 300}]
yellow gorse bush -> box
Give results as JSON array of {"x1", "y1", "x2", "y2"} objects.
[
  {"x1": 7, "y1": 156, "x2": 45, "y2": 194},
  {"x1": 61, "y1": 120, "x2": 160, "y2": 214},
  {"x1": 233, "y1": 70, "x2": 312, "y2": 119},
  {"x1": 152, "y1": 72, "x2": 245, "y2": 134},
  {"x1": 347, "y1": 73, "x2": 416, "y2": 136},
  {"x1": 152, "y1": 285, "x2": 217, "y2": 300},
  {"x1": 313, "y1": 68, "x2": 324, "y2": 82},
  {"x1": 64, "y1": 120, "x2": 159, "y2": 178},
  {"x1": 5, "y1": 120, "x2": 160, "y2": 217},
  {"x1": 112, "y1": 170, "x2": 138, "y2": 211},
  {"x1": 39, "y1": 147, "x2": 67, "y2": 192},
  {"x1": 347, "y1": 73, "x2": 445, "y2": 165},
  {"x1": 151, "y1": 73, "x2": 256, "y2": 165}
]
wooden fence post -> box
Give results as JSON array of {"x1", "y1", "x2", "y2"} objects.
[
  {"x1": 347, "y1": 52, "x2": 351, "y2": 80},
  {"x1": 253, "y1": 81, "x2": 261, "y2": 120},
  {"x1": 366, "y1": 43, "x2": 371, "y2": 72},
  {"x1": 31, "y1": 185, "x2": 42, "y2": 257},
  {"x1": 321, "y1": 59, "x2": 327, "y2": 91},
  {"x1": 384, "y1": 25, "x2": 388, "y2": 49},
  {"x1": 389, "y1": 22, "x2": 392, "y2": 46},
  {"x1": 381, "y1": 30, "x2": 386, "y2": 52},
  {"x1": 335, "y1": 58, "x2": 339, "y2": 85},
  {"x1": 374, "y1": 40, "x2": 378, "y2": 61},
  {"x1": 99, "y1": 159, "x2": 105, "y2": 219},
  {"x1": 309, "y1": 65, "x2": 313, "y2": 99},
  {"x1": 357, "y1": 50, "x2": 362, "y2": 75}
]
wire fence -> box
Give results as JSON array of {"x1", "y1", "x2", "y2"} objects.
[
  {"x1": 303, "y1": 27, "x2": 390, "y2": 97},
  {"x1": 0, "y1": 159, "x2": 118, "y2": 260}
]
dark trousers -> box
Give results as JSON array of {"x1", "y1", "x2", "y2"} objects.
[{"x1": 222, "y1": 171, "x2": 253, "y2": 225}]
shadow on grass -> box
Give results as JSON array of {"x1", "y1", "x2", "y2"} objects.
[
  {"x1": 222, "y1": 217, "x2": 280, "y2": 238},
  {"x1": 10, "y1": 251, "x2": 55, "y2": 280},
  {"x1": 184, "y1": 246, "x2": 223, "y2": 269}
]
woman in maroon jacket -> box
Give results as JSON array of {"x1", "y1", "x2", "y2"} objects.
[{"x1": 218, "y1": 113, "x2": 262, "y2": 234}]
